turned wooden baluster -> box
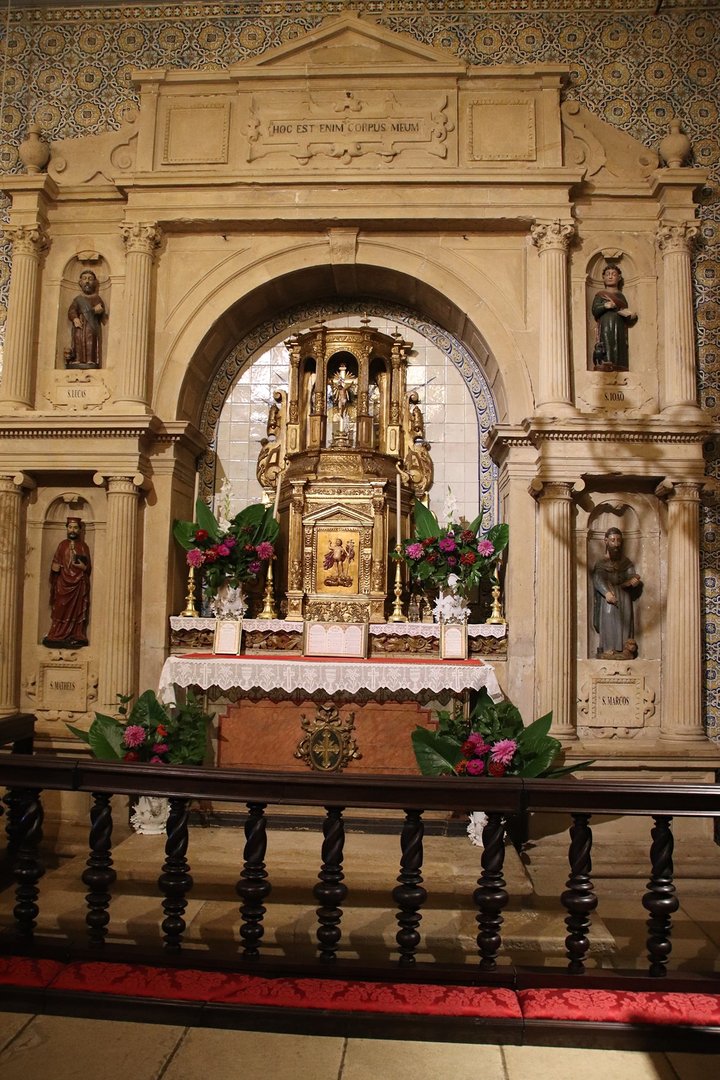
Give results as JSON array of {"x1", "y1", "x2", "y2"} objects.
[
  {"x1": 642, "y1": 814, "x2": 678, "y2": 977},
  {"x1": 561, "y1": 812, "x2": 597, "y2": 973},
  {"x1": 12, "y1": 789, "x2": 45, "y2": 938},
  {"x1": 158, "y1": 796, "x2": 193, "y2": 951},
  {"x1": 4, "y1": 786, "x2": 26, "y2": 856},
  {"x1": 82, "y1": 792, "x2": 117, "y2": 947},
  {"x1": 314, "y1": 806, "x2": 347, "y2": 962},
  {"x1": 236, "y1": 802, "x2": 271, "y2": 959},
  {"x1": 393, "y1": 808, "x2": 427, "y2": 965},
  {"x1": 473, "y1": 812, "x2": 508, "y2": 970}
]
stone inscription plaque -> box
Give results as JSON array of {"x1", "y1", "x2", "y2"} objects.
[
  {"x1": 247, "y1": 90, "x2": 451, "y2": 164},
  {"x1": 49, "y1": 373, "x2": 110, "y2": 410},
  {"x1": 39, "y1": 660, "x2": 88, "y2": 712},
  {"x1": 589, "y1": 673, "x2": 643, "y2": 728}
]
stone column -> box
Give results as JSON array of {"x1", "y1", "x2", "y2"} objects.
[
  {"x1": 0, "y1": 225, "x2": 49, "y2": 410},
  {"x1": 94, "y1": 474, "x2": 143, "y2": 711},
  {"x1": 656, "y1": 223, "x2": 701, "y2": 415},
  {"x1": 530, "y1": 221, "x2": 576, "y2": 417},
  {"x1": 658, "y1": 480, "x2": 705, "y2": 740},
  {"x1": 0, "y1": 473, "x2": 34, "y2": 715},
  {"x1": 533, "y1": 480, "x2": 577, "y2": 739},
  {"x1": 117, "y1": 222, "x2": 162, "y2": 410}
]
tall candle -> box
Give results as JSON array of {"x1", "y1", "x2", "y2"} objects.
[
  {"x1": 273, "y1": 471, "x2": 282, "y2": 520},
  {"x1": 396, "y1": 469, "x2": 402, "y2": 546}
]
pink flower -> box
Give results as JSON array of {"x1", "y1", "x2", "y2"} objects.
[
  {"x1": 248, "y1": 560, "x2": 262, "y2": 574},
  {"x1": 123, "y1": 724, "x2": 146, "y2": 748},
  {"x1": 405, "y1": 542, "x2": 424, "y2": 560},
  {"x1": 186, "y1": 548, "x2": 205, "y2": 568},
  {"x1": 152, "y1": 743, "x2": 169, "y2": 755},
  {"x1": 216, "y1": 543, "x2": 231, "y2": 557},
  {"x1": 438, "y1": 536, "x2": 456, "y2": 553},
  {"x1": 490, "y1": 738, "x2": 517, "y2": 766},
  {"x1": 466, "y1": 733, "x2": 491, "y2": 755},
  {"x1": 224, "y1": 536, "x2": 237, "y2": 549},
  {"x1": 478, "y1": 540, "x2": 495, "y2": 557},
  {"x1": 150, "y1": 756, "x2": 165, "y2": 765},
  {"x1": 256, "y1": 541, "x2": 274, "y2": 560},
  {"x1": 466, "y1": 758, "x2": 485, "y2": 776}
]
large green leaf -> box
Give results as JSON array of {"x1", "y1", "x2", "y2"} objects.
[
  {"x1": 544, "y1": 759, "x2": 596, "y2": 778},
  {"x1": 487, "y1": 523, "x2": 509, "y2": 554},
  {"x1": 515, "y1": 711, "x2": 553, "y2": 750},
  {"x1": 195, "y1": 497, "x2": 222, "y2": 540},
  {"x1": 517, "y1": 737, "x2": 562, "y2": 777},
  {"x1": 84, "y1": 712, "x2": 126, "y2": 760},
  {"x1": 172, "y1": 519, "x2": 197, "y2": 550},
  {"x1": 411, "y1": 727, "x2": 463, "y2": 776},
  {"x1": 412, "y1": 499, "x2": 439, "y2": 541},
  {"x1": 66, "y1": 723, "x2": 91, "y2": 747},
  {"x1": 233, "y1": 502, "x2": 267, "y2": 530},
  {"x1": 129, "y1": 689, "x2": 170, "y2": 731}
]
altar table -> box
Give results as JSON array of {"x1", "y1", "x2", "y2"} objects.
[{"x1": 158, "y1": 652, "x2": 502, "y2": 704}]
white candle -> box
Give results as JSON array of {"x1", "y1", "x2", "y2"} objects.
[
  {"x1": 273, "y1": 471, "x2": 282, "y2": 520},
  {"x1": 395, "y1": 469, "x2": 402, "y2": 546}
]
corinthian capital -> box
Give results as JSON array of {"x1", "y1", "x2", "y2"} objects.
[
  {"x1": 5, "y1": 224, "x2": 50, "y2": 258},
  {"x1": 530, "y1": 220, "x2": 576, "y2": 253},
  {"x1": 655, "y1": 222, "x2": 699, "y2": 256},
  {"x1": 120, "y1": 222, "x2": 162, "y2": 257}
]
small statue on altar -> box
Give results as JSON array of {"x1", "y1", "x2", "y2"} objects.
[
  {"x1": 408, "y1": 391, "x2": 425, "y2": 443},
  {"x1": 66, "y1": 269, "x2": 106, "y2": 369},
  {"x1": 592, "y1": 527, "x2": 641, "y2": 659},
  {"x1": 328, "y1": 363, "x2": 358, "y2": 437},
  {"x1": 591, "y1": 265, "x2": 636, "y2": 371},
  {"x1": 267, "y1": 390, "x2": 282, "y2": 440}
]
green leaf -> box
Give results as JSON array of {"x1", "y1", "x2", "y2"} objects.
[
  {"x1": 515, "y1": 711, "x2": 553, "y2": 749},
  {"x1": 543, "y1": 759, "x2": 596, "y2": 779},
  {"x1": 66, "y1": 723, "x2": 91, "y2": 747},
  {"x1": 412, "y1": 499, "x2": 440, "y2": 541},
  {"x1": 411, "y1": 727, "x2": 463, "y2": 776},
  {"x1": 172, "y1": 519, "x2": 197, "y2": 551},
  {"x1": 517, "y1": 738, "x2": 562, "y2": 777},
  {"x1": 195, "y1": 497, "x2": 222, "y2": 540},
  {"x1": 129, "y1": 689, "x2": 169, "y2": 731},
  {"x1": 487, "y1": 523, "x2": 509, "y2": 554},
  {"x1": 233, "y1": 502, "x2": 267, "y2": 530}
]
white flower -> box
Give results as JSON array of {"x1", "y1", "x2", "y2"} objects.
[
  {"x1": 441, "y1": 486, "x2": 459, "y2": 527},
  {"x1": 209, "y1": 584, "x2": 247, "y2": 618},
  {"x1": 447, "y1": 573, "x2": 460, "y2": 590},
  {"x1": 432, "y1": 591, "x2": 470, "y2": 624}
]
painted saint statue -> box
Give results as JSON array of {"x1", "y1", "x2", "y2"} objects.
[
  {"x1": 592, "y1": 527, "x2": 641, "y2": 659},
  {"x1": 43, "y1": 516, "x2": 92, "y2": 648}
]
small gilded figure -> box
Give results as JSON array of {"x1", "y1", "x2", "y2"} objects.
[
  {"x1": 591, "y1": 265, "x2": 636, "y2": 371},
  {"x1": 66, "y1": 269, "x2": 106, "y2": 369}
]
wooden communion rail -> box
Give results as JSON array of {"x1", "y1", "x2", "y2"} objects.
[{"x1": 0, "y1": 738, "x2": 719, "y2": 1050}]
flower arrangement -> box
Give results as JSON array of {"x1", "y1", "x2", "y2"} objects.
[
  {"x1": 395, "y1": 498, "x2": 508, "y2": 618},
  {"x1": 173, "y1": 497, "x2": 279, "y2": 598},
  {"x1": 412, "y1": 688, "x2": 593, "y2": 779},
  {"x1": 68, "y1": 689, "x2": 211, "y2": 767}
]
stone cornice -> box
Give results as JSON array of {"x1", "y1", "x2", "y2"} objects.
[
  {"x1": 0, "y1": 415, "x2": 204, "y2": 450},
  {"x1": 523, "y1": 416, "x2": 716, "y2": 445}
]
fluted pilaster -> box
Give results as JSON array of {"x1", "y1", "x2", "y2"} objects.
[
  {"x1": 658, "y1": 481, "x2": 704, "y2": 740},
  {"x1": 0, "y1": 226, "x2": 49, "y2": 409},
  {"x1": 531, "y1": 221, "x2": 576, "y2": 417},
  {"x1": 534, "y1": 480, "x2": 576, "y2": 738},
  {"x1": 95, "y1": 474, "x2": 143, "y2": 711},
  {"x1": 117, "y1": 223, "x2": 161, "y2": 410},
  {"x1": 0, "y1": 474, "x2": 34, "y2": 714},
  {"x1": 656, "y1": 223, "x2": 700, "y2": 414}
]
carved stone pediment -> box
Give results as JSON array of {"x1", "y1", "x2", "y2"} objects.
[{"x1": 561, "y1": 99, "x2": 659, "y2": 185}]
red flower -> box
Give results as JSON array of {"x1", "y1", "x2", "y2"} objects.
[
  {"x1": 460, "y1": 530, "x2": 474, "y2": 543},
  {"x1": 426, "y1": 553, "x2": 438, "y2": 564},
  {"x1": 156, "y1": 724, "x2": 168, "y2": 738},
  {"x1": 455, "y1": 760, "x2": 468, "y2": 774},
  {"x1": 204, "y1": 548, "x2": 218, "y2": 562},
  {"x1": 488, "y1": 760, "x2": 507, "y2": 777},
  {"x1": 123, "y1": 751, "x2": 140, "y2": 762},
  {"x1": 460, "y1": 739, "x2": 477, "y2": 758},
  {"x1": 194, "y1": 529, "x2": 209, "y2": 542},
  {"x1": 422, "y1": 537, "x2": 436, "y2": 547},
  {"x1": 460, "y1": 551, "x2": 476, "y2": 565}
]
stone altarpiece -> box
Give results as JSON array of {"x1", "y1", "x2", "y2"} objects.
[{"x1": 0, "y1": 15, "x2": 715, "y2": 787}]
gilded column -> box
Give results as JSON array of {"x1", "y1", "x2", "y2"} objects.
[
  {"x1": 534, "y1": 480, "x2": 576, "y2": 739},
  {"x1": 117, "y1": 222, "x2": 162, "y2": 410},
  {"x1": 656, "y1": 223, "x2": 701, "y2": 415},
  {"x1": 530, "y1": 221, "x2": 576, "y2": 417},
  {"x1": 658, "y1": 481, "x2": 705, "y2": 740},
  {"x1": 94, "y1": 474, "x2": 143, "y2": 712},
  {"x1": 0, "y1": 473, "x2": 34, "y2": 714},
  {"x1": 0, "y1": 225, "x2": 49, "y2": 409}
]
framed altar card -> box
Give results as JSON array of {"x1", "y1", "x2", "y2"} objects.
[
  {"x1": 440, "y1": 622, "x2": 468, "y2": 660},
  {"x1": 212, "y1": 618, "x2": 243, "y2": 655},
  {"x1": 303, "y1": 621, "x2": 368, "y2": 659}
]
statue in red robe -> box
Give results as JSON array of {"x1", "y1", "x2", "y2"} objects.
[{"x1": 43, "y1": 517, "x2": 92, "y2": 648}]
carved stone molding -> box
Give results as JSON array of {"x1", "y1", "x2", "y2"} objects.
[
  {"x1": 5, "y1": 224, "x2": 50, "y2": 258},
  {"x1": 655, "y1": 222, "x2": 700, "y2": 256},
  {"x1": 120, "y1": 222, "x2": 162, "y2": 257}
]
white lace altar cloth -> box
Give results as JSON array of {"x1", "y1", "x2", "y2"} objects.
[
  {"x1": 158, "y1": 653, "x2": 502, "y2": 705},
  {"x1": 169, "y1": 617, "x2": 507, "y2": 639}
]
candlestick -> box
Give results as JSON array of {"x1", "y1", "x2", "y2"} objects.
[
  {"x1": 389, "y1": 544, "x2": 407, "y2": 623},
  {"x1": 179, "y1": 565, "x2": 200, "y2": 617},
  {"x1": 257, "y1": 558, "x2": 278, "y2": 620}
]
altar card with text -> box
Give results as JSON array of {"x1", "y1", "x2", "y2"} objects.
[
  {"x1": 303, "y1": 621, "x2": 368, "y2": 659},
  {"x1": 213, "y1": 618, "x2": 243, "y2": 655}
]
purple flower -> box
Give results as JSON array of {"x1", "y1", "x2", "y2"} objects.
[
  {"x1": 478, "y1": 540, "x2": 495, "y2": 557},
  {"x1": 438, "y1": 536, "x2": 456, "y2": 553},
  {"x1": 248, "y1": 560, "x2": 262, "y2": 574},
  {"x1": 466, "y1": 758, "x2": 485, "y2": 776},
  {"x1": 405, "y1": 542, "x2": 424, "y2": 560},
  {"x1": 186, "y1": 548, "x2": 205, "y2": 568},
  {"x1": 490, "y1": 738, "x2": 517, "y2": 766},
  {"x1": 216, "y1": 543, "x2": 231, "y2": 557},
  {"x1": 446, "y1": 556, "x2": 458, "y2": 567},
  {"x1": 256, "y1": 541, "x2": 274, "y2": 560},
  {"x1": 224, "y1": 536, "x2": 237, "y2": 549},
  {"x1": 123, "y1": 724, "x2": 146, "y2": 748}
]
